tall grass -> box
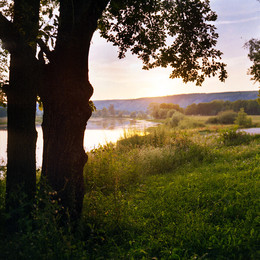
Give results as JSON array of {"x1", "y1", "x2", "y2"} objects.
[
  {"x1": 85, "y1": 127, "x2": 211, "y2": 197},
  {"x1": 0, "y1": 125, "x2": 259, "y2": 259}
]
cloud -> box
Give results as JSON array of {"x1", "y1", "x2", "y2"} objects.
[{"x1": 215, "y1": 16, "x2": 259, "y2": 25}]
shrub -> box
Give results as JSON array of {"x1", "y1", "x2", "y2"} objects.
[
  {"x1": 217, "y1": 110, "x2": 237, "y2": 124},
  {"x1": 235, "y1": 108, "x2": 252, "y2": 127},
  {"x1": 166, "y1": 111, "x2": 185, "y2": 127},
  {"x1": 206, "y1": 116, "x2": 219, "y2": 124},
  {"x1": 206, "y1": 110, "x2": 237, "y2": 125},
  {"x1": 166, "y1": 109, "x2": 176, "y2": 118},
  {"x1": 219, "y1": 128, "x2": 252, "y2": 146}
]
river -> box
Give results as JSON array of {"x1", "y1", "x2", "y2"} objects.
[
  {"x1": 0, "y1": 118, "x2": 158, "y2": 167},
  {"x1": 239, "y1": 128, "x2": 260, "y2": 135}
]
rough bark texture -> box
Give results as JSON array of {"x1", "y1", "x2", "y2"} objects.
[
  {"x1": 40, "y1": 0, "x2": 109, "y2": 220},
  {"x1": 41, "y1": 49, "x2": 94, "y2": 219},
  {"x1": 5, "y1": 0, "x2": 40, "y2": 231},
  {"x1": 41, "y1": 75, "x2": 93, "y2": 220}
]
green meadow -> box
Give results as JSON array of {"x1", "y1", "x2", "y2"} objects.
[{"x1": 0, "y1": 124, "x2": 259, "y2": 259}]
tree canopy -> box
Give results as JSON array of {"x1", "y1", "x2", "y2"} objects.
[
  {"x1": 245, "y1": 38, "x2": 260, "y2": 84},
  {"x1": 100, "y1": 0, "x2": 227, "y2": 85},
  {"x1": 0, "y1": 0, "x2": 227, "y2": 87}
]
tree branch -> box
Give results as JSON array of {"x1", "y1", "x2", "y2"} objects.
[
  {"x1": 0, "y1": 12, "x2": 17, "y2": 53},
  {"x1": 37, "y1": 38, "x2": 53, "y2": 61},
  {"x1": 0, "y1": 12, "x2": 41, "y2": 67}
]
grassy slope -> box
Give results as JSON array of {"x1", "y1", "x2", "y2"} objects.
[
  {"x1": 0, "y1": 126, "x2": 259, "y2": 259},
  {"x1": 82, "y1": 127, "x2": 260, "y2": 259}
]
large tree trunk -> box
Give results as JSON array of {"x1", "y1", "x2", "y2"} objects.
[
  {"x1": 40, "y1": 0, "x2": 109, "y2": 221},
  {"x1": 6, "y1": 55, "x2": 38, "y2": 229},
  {"x1": 5, "y1": 0, "x2": 40, "y2": 231},
  {"x1": 41, "y1": 71, "x2": 93, "y2": 220}
]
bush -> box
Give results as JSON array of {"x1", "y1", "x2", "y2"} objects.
[
  {"x1": 166, "y1": 111, "x2": 184, "y2": 127},
  {"x1": 217, "y1": 110, "x2": 237, "y2": 124},
  {"x1": 206, "y1": 110, "x2": 237, "y2": 125},
  {"x1": 206, "y1": 116, "x2": 219, "y2": 124},
  {"x1": 235, "y1": 108, "x2": 252, "y2": 127},
  {"x1": 219, "y1": 128, "x2": 252, "y2": 146},
  {"x1": 166, "y1": 109, "x2": 176, "y2": 118}
]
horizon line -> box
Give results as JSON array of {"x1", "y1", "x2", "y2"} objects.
[{"x1": 92, "y1": 90, "x2": 258, "y2": 102}]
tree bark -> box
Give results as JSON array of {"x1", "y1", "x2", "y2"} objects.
[
  {"x1": 41, "y1": 65, "x2": 93, "y2": 220},
  {"x1": 40, "y1": 0, "x2": 109, "y2": 221},
  {"x1": 5, "y1": 0, "x2": 40, "y2": 231},
  {"x1": 6, "y1": 55, "x2": 38, "y2": 229}
]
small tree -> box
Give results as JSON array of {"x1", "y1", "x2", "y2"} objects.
[
  {"x1": 235, "y1": 108, "x2": 252, "y2": 127},
  {"x1": 167, "y1": 111, "x2": 184, "y2": 127},
  {"x1": 108, "y1": 104, "x2": 115, "y2": 117}
]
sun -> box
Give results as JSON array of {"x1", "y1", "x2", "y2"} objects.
[{"x1": 139, "y1": 75, "x2": 186, "y2": 98}]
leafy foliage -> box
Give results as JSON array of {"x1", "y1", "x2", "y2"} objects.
[
  {"x1": 245, "y1": 38, "x2": 260, "y2": 83},
  {"x1": 235, "y1": 108, "x2": 252, "y2": 127},
  {"x1": 185, "y1": 99, "x2": 260, "y2": 116},
  {"x1": 0, "y1": 41, "x2": 9, "y2": 107},
  {"x1": 207, "y1": 110, "x2": 237, "y2": 125},
  {"x1": 100, "y1": 0, "x2": 227, "y2": 85},
  {"x1": 166, "y1": 110, "x2": 185, "y2": 127},
  {"x1": 245, "y1": 38, "x2": 260, "y2": 104},
  {"x1": 88, "y1": 100, "x2": 96, "y2": 112},
  {"x1": 38, "y1": 0, "x2": 59, "y2": 52},
  {"x1": 149, "y1": 102, "x2": 184, "y2": 119},
  {"x1": 219, "y1": 128, "x2": 252, "y2": 146}
]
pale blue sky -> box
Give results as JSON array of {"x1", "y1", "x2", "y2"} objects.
[{"x1": 89, "y1": 0, "x2": 260, "y2": 100}]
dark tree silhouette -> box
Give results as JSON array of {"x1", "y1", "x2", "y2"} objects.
[
  {"x1": 0, "y1": 0, "x2": 40, "y2": 230},
  {"x1": 245, "y1": 39, "x2": 260, "y2": 83},
  {"x1": 245, "y1": 38, "x2": 260, "y2": 104},
  {"x1": 0, "y1": 0, "x2": 227, "y2": 222}
]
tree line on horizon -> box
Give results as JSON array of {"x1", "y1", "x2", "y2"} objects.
[
  {"x1": 1, "y1": 98, "x2": 259, "y2": 121},
  {"x1": 149, "y1": 99, "x2": 260, "y2": 119}
]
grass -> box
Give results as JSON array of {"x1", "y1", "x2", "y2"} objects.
[
  {"x1": 251, "y1": 115, "x2": 260, "y2": 126},
  {"x1": 82, "y1": 126, "x2": 260, "y2": 259},
  {"x1": 0, "y1": 117, "x2": 7, "y2": 127},
  {"x1": 0, "y1": 125, "x2": 259, "y2": 259}
]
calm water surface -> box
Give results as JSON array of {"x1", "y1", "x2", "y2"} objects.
[{"x1": 0, "y1": 118, "x2": 158, "y2": 167}]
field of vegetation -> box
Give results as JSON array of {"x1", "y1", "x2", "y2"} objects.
[{"x1": 0, "y1": 123, "x2": 259, "y2": 259}]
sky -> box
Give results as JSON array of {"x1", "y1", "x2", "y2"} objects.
[{"x1": 89, "y1": 0, "x2": 260, "y2": 101}]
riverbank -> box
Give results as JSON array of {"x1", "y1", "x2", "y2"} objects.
[
  {"x1": 0, "y1": 118, "x2": 159, "y2": 166},
  {"x1": 0, "y1": 125, "x2": 259, "y2": 259}
]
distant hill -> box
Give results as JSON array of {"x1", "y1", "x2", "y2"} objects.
[{"x1": 94, "y1": 91, "x2": 259, "y2": 112}]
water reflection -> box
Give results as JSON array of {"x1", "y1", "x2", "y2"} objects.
[
  {"x1": 86, "y1": 118, "x2": 143, "y2": 130},
  {"x1": 0, "y1": 118, "x2": 158, "y2": 167}
]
